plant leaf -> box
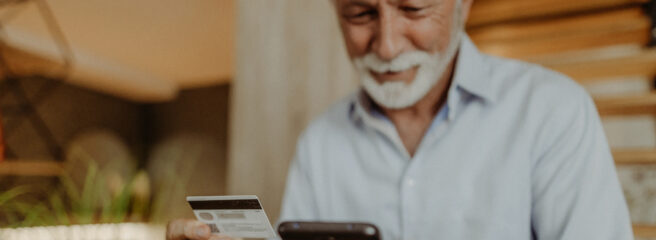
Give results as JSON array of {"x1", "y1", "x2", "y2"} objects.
[
  {"x1": 110, "y1": 177, "x2": 134, "y2": 223},
  {"x1": 77, "y1": 160, "x2": 99, "y2": 224},
  {"x1": 48, "y1": 193, "x2": 70, "y2": 225},
  {"x1": 0, "y1": 185, "x2": 32, "y2": 207}
]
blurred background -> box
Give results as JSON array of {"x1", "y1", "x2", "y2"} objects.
[{"x1": 0, "y1": 0, "x2": 654, "y2": 239}]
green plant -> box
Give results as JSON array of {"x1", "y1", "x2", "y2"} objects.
[
  {"x1": 0, "y1": 147, "x2": 149, "y2": 227},
  {"x1": 0, "y1": 137, "x2": 204, "y2": 228}
]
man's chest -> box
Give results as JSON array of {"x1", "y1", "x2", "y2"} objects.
[{"x1": 309, "y1": 114, "x2": 537, "y2": 240}]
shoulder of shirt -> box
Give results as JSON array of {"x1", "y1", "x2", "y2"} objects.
[
  {"x1": 479, "y1": 54, "x2": 599, "y2": 159},
  {"x1": 481, "y1": 53, "x2": 593, "y2": 113}
]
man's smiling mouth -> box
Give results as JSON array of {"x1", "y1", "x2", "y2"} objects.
[{"x1": 369, "y1": 67, "x2": 418, "y2": 82}]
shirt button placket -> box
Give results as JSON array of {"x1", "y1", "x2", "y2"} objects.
[
  {"x1": 406, "y1": 179, "x2": 415, "y2": 187},
  {"x1": 401, "y1": 174, "x2": 418, "y2": 240}
]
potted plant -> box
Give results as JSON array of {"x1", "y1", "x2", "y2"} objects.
[{"x1": 0, "y1": 144, "x2": 179, "y2": 240}]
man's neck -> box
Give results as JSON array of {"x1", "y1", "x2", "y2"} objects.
[{"x1": 374, "y1": 59, "x2": 456, "y2": 157}]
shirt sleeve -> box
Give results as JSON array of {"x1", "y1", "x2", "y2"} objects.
[
  {"x1": 277, "y1": 133, "x2": 320, "y2": 224},
  {"x1": 530, "y1": 91, "x2": 633, "y2": 240}
]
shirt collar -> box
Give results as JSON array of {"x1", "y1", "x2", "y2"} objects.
[
  {"x1": 454, "y1": 33, "x2": 497, "y2": 104},
  {"x1": 349, "y1": 32, "x2": 496, "y2": 124}
]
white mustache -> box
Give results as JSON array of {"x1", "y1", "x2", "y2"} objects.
[{"x1": 358, "y1": 51, "x2": 434, "y2": 74}]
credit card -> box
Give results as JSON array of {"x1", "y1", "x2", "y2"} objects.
[{"x1": 187, "y1": 195, "x2": 277, "y2": 239}]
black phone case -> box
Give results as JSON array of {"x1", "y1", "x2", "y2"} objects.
[{"x1": 278, "y1": 221, "x2": 381, "y2": 240}]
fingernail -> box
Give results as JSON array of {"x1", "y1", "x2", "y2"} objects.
[{"x1": 196, "y1": 227, "x2": 210, "y2": 237}]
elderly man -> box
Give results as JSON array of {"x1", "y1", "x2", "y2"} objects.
[{"x1": 168, "y1": 0, "x2": 633, "y2": 239}]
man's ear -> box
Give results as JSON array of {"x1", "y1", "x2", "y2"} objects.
[{"x1": 460, "y1": 0, "x2": 474, "y2": 24}]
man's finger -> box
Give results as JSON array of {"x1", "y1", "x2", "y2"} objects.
[
  {"x1": 184, "y1": 220, "x2": 211, "y2": 239},
  {"x1": 167, "y1": 219, "x2": 187, "y2": 240},
  {"x1": 167, "y1": 219, "x2": 211, "y2": 240},
  {"x1": 208, "y1": 234, "x2": 234, "y2": 240}
]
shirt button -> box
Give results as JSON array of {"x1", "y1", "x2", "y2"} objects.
[{"x1": 406, "y1": 179, "x2": 415, "y2": 187}]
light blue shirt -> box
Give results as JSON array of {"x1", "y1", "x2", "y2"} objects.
[{"x1": 278, "y1": 34, "x2": 633, "y2": 240}]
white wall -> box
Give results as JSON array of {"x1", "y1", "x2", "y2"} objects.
[{"x1": 228, "y1": 0, "x2": 357, "y2": 221}]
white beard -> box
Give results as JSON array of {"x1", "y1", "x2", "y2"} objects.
[{"x1": 352, "y1": 9, "x2": 464, "y2": 109}]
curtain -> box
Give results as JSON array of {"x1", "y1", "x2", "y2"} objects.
[{"x1": 227, "y1": 0, "x2": 358, "y2": 221}]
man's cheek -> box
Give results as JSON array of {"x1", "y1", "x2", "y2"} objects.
[
  {"x1": 409, "y1": 29, "x2": 449, "y2": 53},
  {"x1": 343, "y1": 27, "x2": 374, "y2": 54}
]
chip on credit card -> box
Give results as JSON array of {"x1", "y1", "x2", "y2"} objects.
[{"x1": 187, "y1": 195, "x2": 277, "y2": 239}]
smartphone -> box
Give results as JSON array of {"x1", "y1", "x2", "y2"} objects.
[{"x1": 278, "y1": 221, "x2": 381, "y2": 240}]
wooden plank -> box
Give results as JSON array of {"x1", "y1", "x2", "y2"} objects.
[
  {"x1": 634, "y1": 224, "x2": 656, "y2": 238},
  {"x1": 469, "y1": 7, "x2": 648, "y2": 43},
  {"x1": 468, "y1": 0, "x2": 649, "y2": 27},
  {"x1": 469, "y1": 7, "x2": 652, "y2": 59},
  {"x1": 0, "y1": 160, "x2": 63, "y2": 176},
  {"x1": 539, "y1": 48, "x2": 656, "y2": 82},
  {"x1": 594, "y1": 92, "x2": 656, "y2": 116},
  {"x1": 613, "y1": 149, "x2": 656, "y2": 165}
]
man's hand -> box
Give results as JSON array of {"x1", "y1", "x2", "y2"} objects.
[{"x1": 166, "y1": 219, "x2": 232, "y2": 240}]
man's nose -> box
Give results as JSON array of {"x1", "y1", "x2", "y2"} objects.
[{"x1": 371, "y1": 13, "x2": 405, "y2": 61}]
